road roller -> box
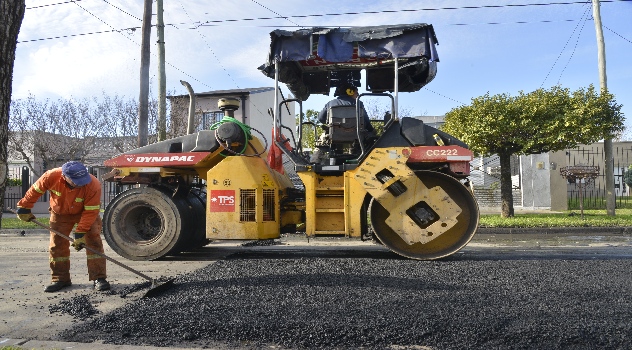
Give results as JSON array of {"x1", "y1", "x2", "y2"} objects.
[{"x1": 102, "y1": 23, "x2": 479, "y2": 261}]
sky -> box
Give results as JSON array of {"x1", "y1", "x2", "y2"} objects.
[{"x1": 12, "y1": 0, "x2": 632, "y2": 138}]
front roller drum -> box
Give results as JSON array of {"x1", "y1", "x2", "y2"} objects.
[{"x1": 369, "y1": 171, "x2": 479, "y2": 260}]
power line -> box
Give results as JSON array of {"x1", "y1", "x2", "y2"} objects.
[
  {"x1": 199, "y1": 0, "x2": 630, "y2": 24},
  {"x1": 17, "y1": 17, "x2": 593, "y2": 43},
  {"x1": 423, "y1": 88, "x2": 467, "y2": 106},
  {"x1": 250, "y1": 0, "x2": 303, "y2": 28},
  {"x1": 26, "y1": 0, "x2": 83, "y2": 10},
  {"x1": 69, "y1": 0, "x2": 212, "y2": 90},
  {"x1": 17, "y1": 27, "x2": 140, "y2": 42},
  {"x1": 101, "y1": 0, "x2": 142, "y2": 22},
  {"x1": 539, "y1": 3, "x2": 592, "y2": 88},
  {"x1": 604, "y1": 24, "x2": 632, "y2": 44},
  {"x1": 20, "y1": 0, "x2": 630, "y2": 43},
  {"x1": 556, "y1": 4, "x2": 592, "y2": 84}
]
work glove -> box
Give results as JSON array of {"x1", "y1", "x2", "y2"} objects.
[
  {"x1": 72, "y1": 232, "x2": 87, "y2": 251},
  {"x1": 16, "y1": 207, "x2": 36, "y2": 222}
]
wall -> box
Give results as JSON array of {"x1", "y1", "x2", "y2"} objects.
[
  {"x1": 520, "y1": 153, "x2": 551, "y2": 209},
  {"x1": 248, "y1": 89, "x2": 296, "y2": 146},
  {"x1": 549, "y1": 150, "x2": 568, "y2": 211}
]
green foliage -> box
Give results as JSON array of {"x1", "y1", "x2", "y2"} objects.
[
  {"x1": 623, "y1": 165, "x2": 632, "y2": 188},
  {"x1": 297, "y1": 109, "x2": 323, "y2": 149},
  {"x1": 297, "y1": 108, "x2": 387, "y2": 150},
  {"x1": 5, "y1": 178, "x2": 21, "y2": 186},
  {"x1": 441, "y1": 85, "x2": 624, "y2": 157},
  {"x1": 1, "y1": 217, "x2": 50, "y2": 229},
  {"x1": 480, "y1": 208, "x2": 632, "y2": 228}
]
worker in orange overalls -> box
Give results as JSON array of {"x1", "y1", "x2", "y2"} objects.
[{"x1": 16, "y1": 161, "x2": 110, "y2": 293}]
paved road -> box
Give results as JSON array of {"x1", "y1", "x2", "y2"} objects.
[{"x1": 1, "y1": 229, "x2": 632, "y2": 349}]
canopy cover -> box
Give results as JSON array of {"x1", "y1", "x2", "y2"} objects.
[{"x1": 259, "y1": 23, "x2": 439, "y2": 101}]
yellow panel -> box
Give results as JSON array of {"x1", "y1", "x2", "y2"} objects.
[
  {"x1": 353, "y1": 148, "x2": 462, "y2": 244},
  {"x1": 206, "y1": 156, "x2": 283, "y2": 240},
  {"x1": 314, "y1": 212, "x2": 345, "y2": 231},
  {"x1": 315, "y1": 196, "x2": 344, "y2": 209}
]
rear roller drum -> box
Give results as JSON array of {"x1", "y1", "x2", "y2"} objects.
[
  {"x1": 369, "y1": 171, "x2": 479, "y2": 260},
  {"x1": 103, "y1": 186, "x2": 196, "y2": 261}
]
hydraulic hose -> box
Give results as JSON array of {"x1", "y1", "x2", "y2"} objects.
[{"x1": 210, "y1": 116, "x2": 251, "y2": 155}]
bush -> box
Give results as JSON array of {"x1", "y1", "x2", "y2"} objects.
[{"x1": 5, "y1": 178, "x2": 21, "y2": 186}]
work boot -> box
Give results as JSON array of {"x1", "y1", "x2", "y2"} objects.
[
  {"x1": 94, "y1": 278, "x2": 110, "y2": 291},
  {"x1": 44, "y1": 281, "x2": 72, "y2": 293}
]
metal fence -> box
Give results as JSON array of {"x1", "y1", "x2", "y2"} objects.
[
  {"x1": 5, "y1": 145, "x2": 632, "y2": 213},
  {"x1": 565, "y1": 144, "x2": 632, "y2": 209},
  {"x1": 3, "y1": 166, "x2": 125, "y2": 213}
]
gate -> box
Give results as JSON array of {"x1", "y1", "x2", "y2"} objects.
[
  {"x1": 2, "y1": 166, "x2": 128, "y2": 213},
  {"x1": 565, "y1": 143, "x2": 632, "y2": 209},
  {"x1": 2, "y1": 166, "x2": 48, "y2": 212}
]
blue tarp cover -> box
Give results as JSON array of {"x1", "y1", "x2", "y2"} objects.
[{"x1": 259, "y1": 23, "x2": 440, "y2": 100}]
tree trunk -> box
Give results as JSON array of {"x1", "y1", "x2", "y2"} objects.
[
  {"x1": 0, "y1": 0, "x2": 26, "y2": 227},
  {"x1": 499, "y1": 151, "x2": 515, "y2": 217}
]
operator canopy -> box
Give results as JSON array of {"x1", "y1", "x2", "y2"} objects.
[{"x1": 259, "y1": 23, "x2": 439, "y2": 101}]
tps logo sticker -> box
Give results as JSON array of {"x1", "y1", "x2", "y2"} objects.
[{"x1": 210, "y1": 190, "x2": 235, "y2": 212}]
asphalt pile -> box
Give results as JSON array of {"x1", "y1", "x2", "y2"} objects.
[
  {"x1": 58, "y1": 256, "x2": 632, "y2": 349},
  {"x1": 49, "y1": 294, "x2": 100, "y2": 320}
]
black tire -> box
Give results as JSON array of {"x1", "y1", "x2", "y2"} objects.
[
  {"x1": 185, "y1": 187, "x2": 209, "y2": 249},
  {"x1": 103, "y1": 186, "x2": 195, "y2": 261}
]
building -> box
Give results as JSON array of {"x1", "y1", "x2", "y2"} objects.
[
  {"x1": 167, "y1": 87, "x2": 296, "y2": 143},
  {"x1": 4, "y1": 87, "x2": 297, "y2": 213}
]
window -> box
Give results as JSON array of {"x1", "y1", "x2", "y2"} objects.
[{"x1": 201, "y1": 111, "x2": 223, "y2": 130}]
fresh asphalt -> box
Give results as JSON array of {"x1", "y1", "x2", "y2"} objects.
[{"x1": 2, "y1": 226, "x2": 632, "y2": 350}]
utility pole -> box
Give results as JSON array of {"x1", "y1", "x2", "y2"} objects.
[
  {"x1": 137, "y1": 0, "x2": 151, "y2": 147},
  {"x1": 157, "y1": 0, "x2": 167, "y2": 141},
  {"x1": 591, "y1": 0, "x2": 615, "y2": 216}
]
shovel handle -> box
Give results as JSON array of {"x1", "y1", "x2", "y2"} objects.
[{"x1": 8, "y1": 208, "x2": 154, "y2": 282}]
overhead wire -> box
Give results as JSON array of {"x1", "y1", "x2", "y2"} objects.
[
  {"x1": 249, "y1": 0, "x2": 303, "y2": 28},
  {"x1": 198, "y1": 0, "x2": 630, "y2": 25},
  {"x1": 18, "y1": 18, "x2": 591, "y2": 43},
  {"x1": 249, "y1": 0, "x2": 303, "y2": 118},
  {"x1": 69, "y1": 0, "x2": 212, "y2": 90},
  {"x1": 100, "y1": 0, "x2": 142, "y2": 22},
  {"x1": 539, "y1": 2, "x2": 592, "y2": 88},
  {"x1": 26, "y1": 0, "x2": 83, "y2": 10},
  {"x1": 556, "y1": 3, "x2": 593, "y2": 85},
  {"x1": 19, "y1": 0, "x2": 631, "y2": 108},
  {"x1": 603, "y1": 24, "x2": 632, "y2": 44}
]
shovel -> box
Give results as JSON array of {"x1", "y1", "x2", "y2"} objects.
[{"x1": 9, "y1": 208, "x2": 174, "y2": 298}]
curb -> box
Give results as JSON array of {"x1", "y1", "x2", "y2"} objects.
[
  {"x1": 3, "y1": 228, "x2": 632, "y2": 236},
  {"x1": 478, "y1": 227, "x2": 632, "y2": 235}
]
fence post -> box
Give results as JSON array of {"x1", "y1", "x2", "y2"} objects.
[{"x1": 21, "y1": 166, "x2": 29, "y2": 196}]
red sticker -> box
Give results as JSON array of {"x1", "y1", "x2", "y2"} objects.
[{"x1": 210, "y1": 190, "x2": 235, "y2": 212}]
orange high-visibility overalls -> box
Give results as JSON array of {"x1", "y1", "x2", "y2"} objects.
[{"x1": 17, "y1": 168, "x2": 106, "y2": 282}]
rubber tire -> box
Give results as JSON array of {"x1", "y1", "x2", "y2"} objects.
[
  {"x1": 103, "y1": 186, "x2": 195, "y2": 261},
  {"x1": 185, "y1": 187, "x2": 209, "y2": 250}
]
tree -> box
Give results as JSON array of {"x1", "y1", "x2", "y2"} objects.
[
  {"x1": 297, "y1": 109, "x2": 322, "y2": 150},
  {"x1": 441, "y1": 85, "x2": 624, "y2": 218},
  {"x1": 7, "y1": 92, "x2": 184, "y2": 177},
  {"x1": 9, "y1": 94, "x2": 123, "y2": 176},
  {"x1": 297, "y1": 102, "x2": 412, "y2": 150},
  {"x1": 0, "y1": 0, "x2": 26, "y2": 226}
]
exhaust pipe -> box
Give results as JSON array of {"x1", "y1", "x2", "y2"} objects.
[{"x1": 180, "y1": 80, "x2": 196, "y2": 135}]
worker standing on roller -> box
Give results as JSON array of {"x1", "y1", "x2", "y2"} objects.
[{"x1": 16, "y1": 161, "x2": 110, "y2": 292}]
